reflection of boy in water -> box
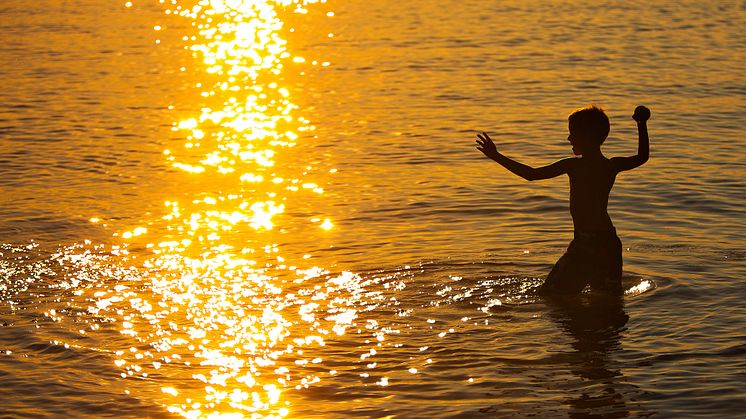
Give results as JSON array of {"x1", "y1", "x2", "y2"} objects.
[
  {"x1": 545, "y1": 294, "x2": 634, "y2": 416},
  {"x1": 476, "y1": 105, "x2": 650, "y2": 294}
]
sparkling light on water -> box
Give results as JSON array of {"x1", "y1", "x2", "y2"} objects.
[{"x1": 80, "y1": 1, "x2": 393, "y2": 417}]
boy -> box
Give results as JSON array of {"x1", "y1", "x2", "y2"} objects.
[{"x1": 475, "y1": 105, "x2": 650, "y2": 294}]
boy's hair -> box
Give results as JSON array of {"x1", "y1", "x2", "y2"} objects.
[{"x1": 568, "y1": 105, "x2": 610, "y2": 145}]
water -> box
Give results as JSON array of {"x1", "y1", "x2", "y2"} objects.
[{"x1": 1, "y1": 0, "x2": 745, "y2": 417}]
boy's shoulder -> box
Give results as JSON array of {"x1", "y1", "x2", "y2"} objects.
[{"x1": 558, "y1": 156, "x2": 580, "y2": 171}]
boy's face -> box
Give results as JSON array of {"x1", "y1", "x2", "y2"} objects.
[{"x1": 567, "y1": 121, "x2": 593, "y2": 156}]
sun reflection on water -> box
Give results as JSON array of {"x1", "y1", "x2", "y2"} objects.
[{"x1": 81, "y1": 1, "x2": 393, "y2": 417}]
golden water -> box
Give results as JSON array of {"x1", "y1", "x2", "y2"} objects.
[{"x1": 1, "y1": 0, "x2": 745, "y2": 417}]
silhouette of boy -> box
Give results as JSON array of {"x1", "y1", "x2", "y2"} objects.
[{"x1": 476, "y1": 105, "x2": 650, "y2": 294}]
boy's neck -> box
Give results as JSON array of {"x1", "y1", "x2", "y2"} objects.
[{"x1": 580, "y1": 148, "x2": 604, "y2": 158}]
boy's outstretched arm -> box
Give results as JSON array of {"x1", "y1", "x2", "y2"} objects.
[
  {"x1": 476, "y1": 132, "x2": 572, "y2": 181},
  {"x1": 612, "y1": 106, "x2": 651, "y2": 173}
]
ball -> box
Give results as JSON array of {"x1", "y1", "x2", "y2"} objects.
[{"x1": 633, "y1": 106, "x2": 651, "y2": 121}]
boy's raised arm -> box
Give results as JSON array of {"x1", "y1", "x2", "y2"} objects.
[
  {"x1": 476, "y1": 132, "x2": 571, "y2": 181},
  {"x1": 612, "y1": 106, "x2": 650, "y2": 173}
]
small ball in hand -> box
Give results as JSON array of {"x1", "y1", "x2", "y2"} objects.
[{"x1": 633, "y1": 105, "x2": 651, "y2": 122}]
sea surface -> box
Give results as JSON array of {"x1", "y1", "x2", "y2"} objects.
[{"x1": 1, "y1": 0, "x2": 745, "y2": 417}]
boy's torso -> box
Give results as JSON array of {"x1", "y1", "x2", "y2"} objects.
[{"x1": 567, "y1": 156, "x2": 617, "y2": 233}]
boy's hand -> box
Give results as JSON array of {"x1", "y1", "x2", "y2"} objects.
[
  {"x1": 476, "y1": 132, "x2": 499, "y2": 159},
  {"x1": 633, "y1": 105, "x2": 651, "y2": 123}
]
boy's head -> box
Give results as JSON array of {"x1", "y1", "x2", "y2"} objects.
[{"x1": 567, "y1": 105, "x2": 610, "y2": 155}]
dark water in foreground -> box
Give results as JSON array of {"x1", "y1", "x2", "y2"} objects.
[{"x1": 1, "y1": 0, "x2": 745, "y2": 417}]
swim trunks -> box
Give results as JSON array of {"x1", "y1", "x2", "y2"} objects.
[{"x1": 539, "y1": 229, "x2": 622, "y2": 294}]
